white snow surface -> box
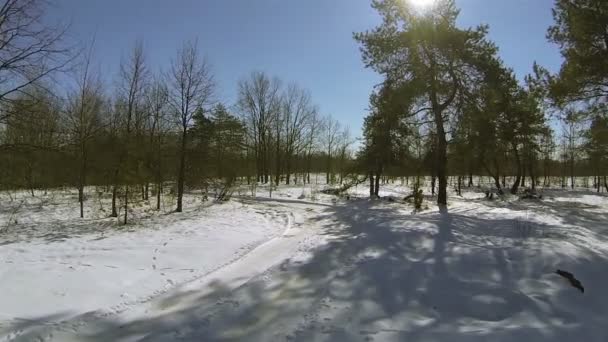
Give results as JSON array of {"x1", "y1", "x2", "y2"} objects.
[{"x1": 1, "y1": 182, "x2": 608, "y2": 341}]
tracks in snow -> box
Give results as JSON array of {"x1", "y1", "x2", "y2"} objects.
[{"x1": 1, "y1": 199, "x2": 326, "y2": 342}]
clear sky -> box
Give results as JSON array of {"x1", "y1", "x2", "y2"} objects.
[{"x1": 49, "y1": 0, "x2": 563, "y2": 138}]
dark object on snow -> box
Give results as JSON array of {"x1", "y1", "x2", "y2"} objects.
[
  {"x1": 556, "y1": 269, "x2": 584, "y2": 293},
  {"x1": 387, "y1": 196, "x2": 395, "y2": 202},
  {"x1": 520, "y1": 188, "x2": 543, "y2": 200}
]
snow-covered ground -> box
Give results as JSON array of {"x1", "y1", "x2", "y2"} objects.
[{"x1": 1, "y1": 182, "x2": 608, "y2": 341}]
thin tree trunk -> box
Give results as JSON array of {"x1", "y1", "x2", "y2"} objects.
[
  {"x1": 369, "y1": 172, "x2": 375, "y2": 198},
  {"x1": 156, "y1": 182, "x2": 162, "y2": 210},
  {"x1": 78, "y1": 186, "x2": 84, "y2": 218},
  {"x1": 111, "y1": 185, "x2": 118, "y2": 217},
  {"x1": 326, "y1": 155, "x2": 331, "y2": 185},
  {"x1": 570, "y1": 156, "x2": 575, "y2": 189},
  {"x1": 510, "y1": 147, "x2": 522, "y2": 195},
  {"x1": 123, "y1": 185, "x2": 129, "y2": 225},
  {"x1": 374, "y1": 171, "x2": 380, "y2": 197},
  {"x1": 176, "y1": 128, "x2": 187, "y2": 212},
  {"x1": 529, "y1": 161, "x2": 536, "y2": 191},
  {"x1": 521, "y1": 163, "x2": 526, "y2": 188}
]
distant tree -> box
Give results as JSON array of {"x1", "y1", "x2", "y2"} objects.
[
  {"x1": 237, "y1": 72, "x2": 281, "y2": 184},
  {"x1": 304, "y1": 110, "x2": 321, "y2": 184},
  {"x1": 281, "y1": 84, "x2": 315, "y2": 185},
  {"x1": 360, "y1": 83, "x2": 413, "y2": 197},
  {"x1": 336, "y1": 126, "x2": 353, "y2": 184},
  {"x1": 322, "y1": 115, "x2": 340, "y2": 185},
  {"x1": 64, "y1": 44, "x2": 104, "y2": 218},
  {"x1": 168, "y1": 40, "x2": 214, "y2": 212},
  {"x1": 561, "y1": 109, "x2": 584, "y2": 189},
  {"x1": 2, "y1": 87, "x2": 62, "y2": 194},
  {"x1": 145, "y1": 76, "x2": 170, "y2": 210},
  {"x1": 118, "y1": 40, "x2": 148, "y2": 224},
  {"x1": 208, "y1": 104, "x2": 245, "y2": 180}
]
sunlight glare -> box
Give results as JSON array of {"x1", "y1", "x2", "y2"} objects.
[{"x1": 408, "y1": 0, "x2": 435, "y2": 9}]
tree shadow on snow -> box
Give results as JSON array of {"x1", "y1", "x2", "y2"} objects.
[{"x1": 4, "y1": 199, "x2": 608, "y2": 342}]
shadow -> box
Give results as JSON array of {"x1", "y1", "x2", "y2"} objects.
[
  {"x1": 3, "y1": 198, "x2": 608, "y2": 342},
  {"x1": 235, "y1": 195, "x2": 334, "y2": 208}
]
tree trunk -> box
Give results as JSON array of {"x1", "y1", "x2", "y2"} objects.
[
  {"x1": 570, "y1": 156, "x2": 575, "y2": 189},
  {"x1": 78, "y1": 186, "x2": 84, "y2": 218},
  {"x1": 78, "y1": 151, "x2": 86, "y2": 218},
  {"x1": 374, "y1": 171, "x2": 380, "y2": 197},
  {"x1": 521, "y1": 163, "x2": 526, "y2": 188},
  {"x1": 176, "y1": 128, "x2": 187, "y2": 212},
  {"x1": 457, "y1": 176, "x2": 462, "y2": 196},
  {"x1": 529, "y1": 161, "x2": 536, "y2": 191},
  {"x1": 604, "y1": 175, "x2": 608, "y2": 193},
  {"x1": 156, "y1": 182, "x2": 162, "y2": 210},
  {"x1": 468, "y1": 173, "x2": 473, "y2": 187},
  {"x1": 369, "y1": 172, "x2": 375, "y2": 198},
  {"x1": 431, "y1": 176, "x2": 436, "y2": 196},
  {"x1": 111, "y1": 185, "x2": 118, "y2": 217},
  {"x1": 123, "y1": 185, "x2": 129, "y2": 225},
  {"x1": 510, "y1": 148, "x2": 522, "y2": 195},
  {"x1": 492, "y1": 175, "x2": 502, "y2": 194},
  {"x1": 326, "y1": 155, "x2": 331, "y2": 185},
  {"x1": 275, "y1": 147, "x2": 281, "y2": 187}
]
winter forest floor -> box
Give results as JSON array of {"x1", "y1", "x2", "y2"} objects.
[{"x1": 1, "y1": 180, "x2": 608, "y2": 341}]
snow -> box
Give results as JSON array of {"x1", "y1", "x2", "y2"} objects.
[{"x1": 1, "y1": 182, "x2": 608, "y2": 341}]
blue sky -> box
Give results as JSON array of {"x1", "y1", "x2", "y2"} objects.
[{"x1": 50, "y1": 0, "x2": 562, "y2": 138}]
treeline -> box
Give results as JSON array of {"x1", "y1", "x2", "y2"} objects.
[
  {"x1": 0, "y1": 0, "x2": 354, "y2": 223},
  {"x1": 354, "y1": 0, "x2": 608, "y2": 202}
]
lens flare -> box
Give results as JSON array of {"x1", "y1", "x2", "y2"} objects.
[{"x1": 409, "y1": 0, "x2": 435, "y2": 8}]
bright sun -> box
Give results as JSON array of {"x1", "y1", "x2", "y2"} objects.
[{"x1": 409, "y1": 0, "x2": 435, "y2": 8}]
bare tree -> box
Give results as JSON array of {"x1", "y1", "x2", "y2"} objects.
[
  {"x1": 168, "y1": 39, "x2": 214, "y2": 212},
  {"x1": 336, "y1": 126, "x2": 353, "y2": 184},
  {"x1": 304, "y1": 109, "x2": 320, "y2": 184},
  {"x1": 281, "y1": 83, "x2": 315, "y2": 184},
  {"x1": 562, "y1": 109, "x2": 583, "y2": 189},
  {"x1": 64, "y1": 42, "x2": 104, "y2": 218},
  {"x1": 117, "y1": 40, "x2": 148, "y2": 223},
  {"x1": 145, "y1": 75, "x2": 169, "y2": 210},
  {"x1": 0, "y1": 0, "x2": 71, "y2": 124},
  {"x1": 323, "y1": 114, "x2": 340, "y2": 185},
  {"x1": 237, "y1": 71, "x2": 281, "y2": 184}
]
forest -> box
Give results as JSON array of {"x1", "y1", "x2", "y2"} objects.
[
  {"x1": 2, "y1": 0, "x2": 608, "y2": 341},
  {"x1": 0, "y1": 0, "x2": 607, "y2": 219}
]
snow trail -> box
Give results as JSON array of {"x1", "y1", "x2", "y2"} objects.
[{"x1": 2, "y1": 186, "x2": 608, "y2": 341}]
